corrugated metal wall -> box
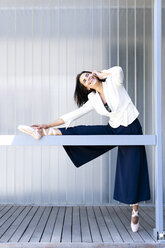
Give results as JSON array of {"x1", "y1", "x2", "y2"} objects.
[{"x1": 0, "y1": 0, "x2": 162, "y2": 205}]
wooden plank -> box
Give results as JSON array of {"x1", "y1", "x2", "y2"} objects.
[
  {"x1": 134, "y1": 208, "x2": 156, "y2": 242},
  {"x1": 0, "y1": 207, "x2": 25, "y2": 241},
  {"x1": 0, "y1": 205, "x2": 8, "y2": 213},
  {"x1": 144, "y1": 206, "x2": 165, "y2": 231},
  {"x1": 41, "y1": 207, "x2": 59, "y2": 242},
  {"x1": 148, "y1": 206, "x2": 165, "y2": 217},
  {"x1": 115, "y1": 206, "x2": 143, "y2": 242},
  {"x1": 9, "y1": 206, "x2": 38, "y2": 242},
  {"x1": 61, "y1": 207, "x2": 72, "y2": 242},
  {"x1": 100, "y1": 206, "x2": 123, "y2": 243},
  {"x1": 19, "y1": 207, "x2": 45, "y2": 242},
  {"x1": 79, "y1": 206, "x2": 92, "y2": 243},
  {"x1": 72, "y1": 206, "x2": 81, "y2": 242},
  {"x1": 0, "y1": 206, "x2": 13, "y2": 220},
  {"x1": 0, "y1": 135, "x2": 156, "y2": 146},
  {"x1": 142, "y1": 206, "x2": 155, "y2": 221},
  {"x1": 0, "y1": 205, "x2": 161, "y2": 245},
  {"x1": 126, "y1": 206, "x2": 156, "y2": 242},
  {"x1": 86, "y1": 206, "x2": 102, "y2": 242},
  {"x1": 93, "y1": 206, "x2": 113, "y2": 242},
  {"x1": 30, "y1": 206, "x2": 52, "y2": 242},
  {"x1": 51, "y1": 207, "x2": 65, "y2": 243},
  {"x1": 106, "y1": 206, "x2": 133, "y2": 243},
  {"x1": 124, "y1": 206, "x2": 156, "y2": 243},
  {"x1": 139, "y1": 207, "x2": 155, "y2": 228},
  {"x1": 146, "y1": 206, "x2": 165, "y2": 219},
  {"x1": 0, "y1": 206, "x2": 31, "y2": 242},
  {"x1": 149, "y1": 206, "x2": 165, "y2": 219},
  {"x1": 121, "y1": 206, "x2": 153, "y2": 242},
  {"x1": 0, "y1": 206, "x2": 18, "y2": 227}
]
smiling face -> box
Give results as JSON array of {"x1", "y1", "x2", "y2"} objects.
[{"x1": 79, "y1": 72, "x2": 99, "y2": 91}]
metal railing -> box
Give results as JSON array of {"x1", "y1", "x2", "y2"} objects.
[{"x1": 0, "y1": 133, "x2": 164, "y2": 240}]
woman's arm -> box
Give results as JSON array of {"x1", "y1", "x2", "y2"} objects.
[
  {"x1": 101, "y1": 66, "x2": 124, "y2": 84},
  {"x1": 93, "y1": 67, "x2": 123, "y2": 81},
  {"x1": 59, "y1": 100, "x2": 94, "y2": 129},
  {"x1": 47, "y1": 118, "x2": 65, "y2": 128},
  {"x1": 31, "y1": 118, "x2": 65, "y2": 130},
  {"x1": 32, "y1": 99, "x2": 94, "y2": 130}
]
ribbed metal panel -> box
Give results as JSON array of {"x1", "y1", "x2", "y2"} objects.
[{"x1": 0, "y1": 0, "x2": 161, "y2": 205}]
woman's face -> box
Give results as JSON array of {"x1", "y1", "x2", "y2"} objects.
[{"x1": 79, "y1": 72, "x2": 99, "y2": 91}]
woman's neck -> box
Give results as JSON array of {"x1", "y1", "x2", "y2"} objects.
[{"x1": 95, "y1": 82, "x2": 103, "y2": 94}]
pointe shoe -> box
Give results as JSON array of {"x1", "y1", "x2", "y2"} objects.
[
  {"x1": 18, "y1": 125, "x2": 42, "y2": 140},
  {"x1": 131, "y1": 208, "x2": 139, "y2": 232}
]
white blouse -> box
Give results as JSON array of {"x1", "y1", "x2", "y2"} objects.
[{"x1": 60, "y1": 66, "x2": 139, "y2": 129}]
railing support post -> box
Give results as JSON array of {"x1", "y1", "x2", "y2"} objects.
[{"x1": 153, "y1": 0, "x2": 164, "y2": 241}]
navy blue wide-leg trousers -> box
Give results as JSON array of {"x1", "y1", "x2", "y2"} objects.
[{"x1": 59, "y1": 118, "x2": 151, "y2": 204}]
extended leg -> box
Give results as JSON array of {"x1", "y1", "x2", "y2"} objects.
[
  {"x1": 41, "y1": 128, "x2": 62, "y2": 136},
  {"x1": 58, "y1": 124, "x2": 115, "y2": 168}
]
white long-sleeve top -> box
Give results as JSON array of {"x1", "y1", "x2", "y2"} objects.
[{"x1": 60, "y1": 66, "x2": 139, "y2": 129}]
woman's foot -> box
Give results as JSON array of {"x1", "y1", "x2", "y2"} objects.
[
  {"x1": 18, "y1": 125, "x2": 42, "y2": 140},
  {"x1": 130, "y1": 203, "x2": 139, "y2": 232},
  {"x1": 18, "y1": 125, "x2": 62, "y2": 139}
]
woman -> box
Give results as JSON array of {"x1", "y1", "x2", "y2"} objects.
[{"x1": 18, "y1": 66, "x2": 151, "y2": 232}]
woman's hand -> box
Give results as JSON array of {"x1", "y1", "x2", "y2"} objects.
[
  {"x1": 31, "y1": 124, "x2": 49, "y2": 129},
  {"x1": 30, "y1": 118, "x2": 65, "y2": 130},
  {"x1": 92, "y1": 70, "x2": 111, "y2": 80},
  {"x1": 92, "y1": 70, "x2": 104, "y2": 80}
]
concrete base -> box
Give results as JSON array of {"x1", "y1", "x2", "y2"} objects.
[{"x1": 0, "y1": 242, "x2": 165, "y2": 248}]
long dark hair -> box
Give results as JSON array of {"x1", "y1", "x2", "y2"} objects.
[{"x1": 74, "y1": 71, "x2": 106, "y2": 107}]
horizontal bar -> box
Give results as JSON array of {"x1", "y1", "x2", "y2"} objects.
[{"x1": 0, "y1": 135, "x2": 156, "y2": 146}]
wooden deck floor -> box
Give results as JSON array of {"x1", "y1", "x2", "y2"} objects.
[{"x1": 0, "y1": 205, "x2": 164, "y2": 248}]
